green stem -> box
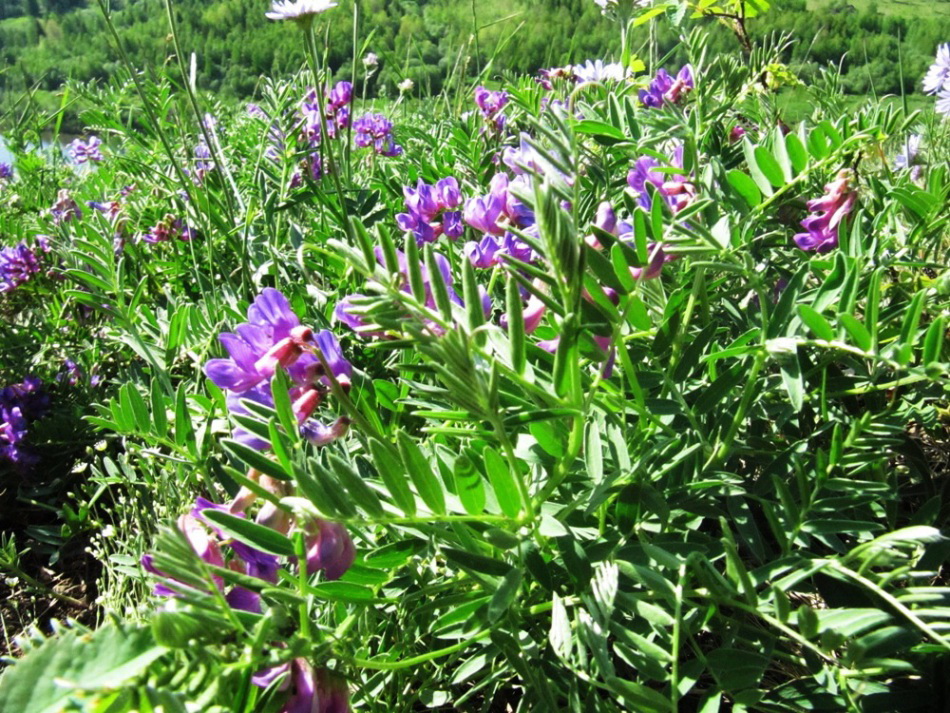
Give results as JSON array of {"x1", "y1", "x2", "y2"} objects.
[{"x1": 706, "y1": 349, "x2": 766, "y2": 469}]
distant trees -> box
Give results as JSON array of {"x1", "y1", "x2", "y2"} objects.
[{"x1": 0, "y1": 0, "x2": 944, "y2": 105}]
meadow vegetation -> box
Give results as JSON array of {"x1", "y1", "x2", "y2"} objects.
[{"x1": 1, "y1": 0, "x2": 950, "y2": 711}]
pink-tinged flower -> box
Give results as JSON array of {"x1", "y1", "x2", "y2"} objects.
[
  {"x1": 141, "y1": 512, "x2": 226, "y2": 598},
  {"x1": 141, "y1": 214, "x2": 195, "y2": 244},
  {"x1": 266, "y1": 0, "x2": 337, "y2": 22},
  {"x1": 68, "y1": 136, "x2": 103, "y2": 164},
  {"x1": 304, "y1": 519, "x2": 355, "y2": 580},
  {"x1": 627, "y1": 145, "x2": 694, "y2": 213},
  {"x1": 463, "y1": 173, "x2": 535, "y2": 238},
  {"x1": 253, "y1": 660, "x2": 350, "y2": 713},
  {"x1": 793, "y1": 170, "x2": 857, "y2": 253},
  {"x1": 588, "y1": 201, "x2": 675, "y2": 281},
  {"x1": 729, "y1": 125, "x2": 747, "y2": 143},
  {"x1": 50, "y1": 189, "x2": 82, "y2": 225},
  {"x1": 639, "y1": 65, "x2": 694, "y2": 108},
  {"x1": 536, "y1": 65, "x2": 575, "y2": 90}
]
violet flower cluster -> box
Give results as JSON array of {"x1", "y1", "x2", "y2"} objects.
[
  {"x1": 336, "y1": 247, "x2": 490, "y2": 337},
  {"x1": 0, "y1": 242, "x2": 42, "y2": 293},
  {"x1": 463, "y1": 174, "x2": 537, "y2": 268},
  {"x1": 353, "y1": 113, "x2": 403, "y2": 156},
  {"x1": 793, "y1": 170, "x2": 856, "y2": 253},
  {"x1": 67, "y1": 136, "x2": 103, "y2": 164},
  {"x1": 0, "y1": 163, "x2": 12, "y2": 180},
  {"x1": 474, "y1": 87, "x2": 508, "y2": 132},
  {"x1": 142, "y1": 494, "x2": 355, "y2": 616},
  {"x1": 0, "y1": 377, "x2": 49, "y2": 470},
  {"x1": 396, "y1": 177, "x2": 464, "y2": 244},
  {"x1": 639, "y1": 65, "x2": 694, "y2": 108},
  {"x1": 204, "y1": 288, "x2": 352, "y2": 449}
]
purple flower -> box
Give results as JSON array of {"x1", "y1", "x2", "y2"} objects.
[
  {"x1": 0, "y1": 163, "x2": 12, "y2": 180},
  {"x1": 50, "y1": 189, "x2": 82, "y2": 225},
  {"x1": 474, "y1": 87, "x2": 508, "y2": 133},
  {"x1": 0, "y1": 377, "x2": 49, "y2": 470},
  {"x1": 793, "y1": 170, "x2": 857, "y2": 253},
  {"x1": 587, "y1": 200, "x2": 674, "y2": 280},
  {"x1": 639, "y1": 65, "x2": 694, "y2": 108},
  {"x1": 205, "y1": 289, "x2": 352, "y2": 448},
  {"x1": 57, "y1": 359, "x2": 83, "y2": 387},
  {"x1": 247, "y1": 103, "x2": 268, "y2": 120},
  {"x1": 924, "y1": 43, "x2": 950, "y2": 95},
  {"x1": 68, "y1": 136, "x2": 103, "y2": 164},
  {"x1": 353, "y1": 113, "x2": 403, "y2": 156},
  {"x1": 253, "y1": 660, "x2": 350, "y2": 713},
  {"x1": 0, "y1": 243, "x2": 41, "y2": 292},
  {"x1": 397, "y1": 177, "x2": 465, "y2": 244}
]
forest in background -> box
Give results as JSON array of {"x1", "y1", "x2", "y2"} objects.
[{"x1": 0, "y1": 0, "x2": 947, "y2": 120}]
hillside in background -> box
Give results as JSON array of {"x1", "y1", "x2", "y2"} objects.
[{"x1": 0, "y1": 0, "x2": 948, "y2": 113}]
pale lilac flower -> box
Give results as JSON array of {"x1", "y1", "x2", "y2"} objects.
[
  {"x1": 68, "y1": 136, "x2": 103, "y2": 164},
  {"x1": 937, "y1": 88, "x2": 950, "y2": 117},
  {"x1": 247, "y1": 103, "x2": 267, "y2": 120},
  {"x1": 923, "y1": 43, "x2": 950, "y2": 95},
  {"x1": 266, "y1": 0, "x2": 337, "y2": 22},
  {"x1": 573, "y1": 59, "x2": 629, "y2": 83},
  {"x1": 363, "y1": 52, "x2": 379, "y2": 68},
  {"x1": 894, "y1": 134, "x2": 922, "y2": 173}
]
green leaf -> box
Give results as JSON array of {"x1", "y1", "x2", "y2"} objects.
[
  {"x1": 923, "y1": 316, "x2": 945, "y2": 364},
  {"x1": 369, "y1": 438, "x2": 416, "y2": 516},
  {"x1": 726, "y1": 169, "x2": 761, "y2": 208},
  {"x1": 839, "y1": 313, "x2": 872, "y2": 352},
  {"x1": 222, "y1": 438, "x2": 290, "y2": 481},
  {"x1": 798, "y1": 305, "x2": 835, "y2": 341},
  {"x1": 706, "y1": 648, "x2": 769, "y2": 692},
  {"x1": 0, "y1": 624, "x2": 167, "y2": 713},
  {"x1": 785, "y1": 133, "x2": 808, "y2": 173},
  {"x1": 574, "y1": 120, "x2": 627, "y2": 144},
  {"x1": 483, "y1": 446, "x2": 522, "y2": 519},
  {"x1": 328, "y1": 454, "x2": 385, "y2": 517},
  {"x1": 488, "y1": 567, "x2": 522, "y2": 622},
  {"x1": 201, "y1": 508, "x2": 295, "y2": 556},
  {"x1": 754, "y1": 145, "x2": 785, "y2": 187},
  {"x1": 454, "y1": 452, "x2": 487, "y2": 515},
  {"x1": 742, "y1": 138, "x2": 774, "y2": 195},
  {"x1": 396, "y1": 431, "x2": 446, "y2": 515},
  {"x1": 308, "y1": 581, "x2": 376, "y2": 602},
  {"x1": 150, "y1": 379, "x2": 168, "y2": 438}
]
